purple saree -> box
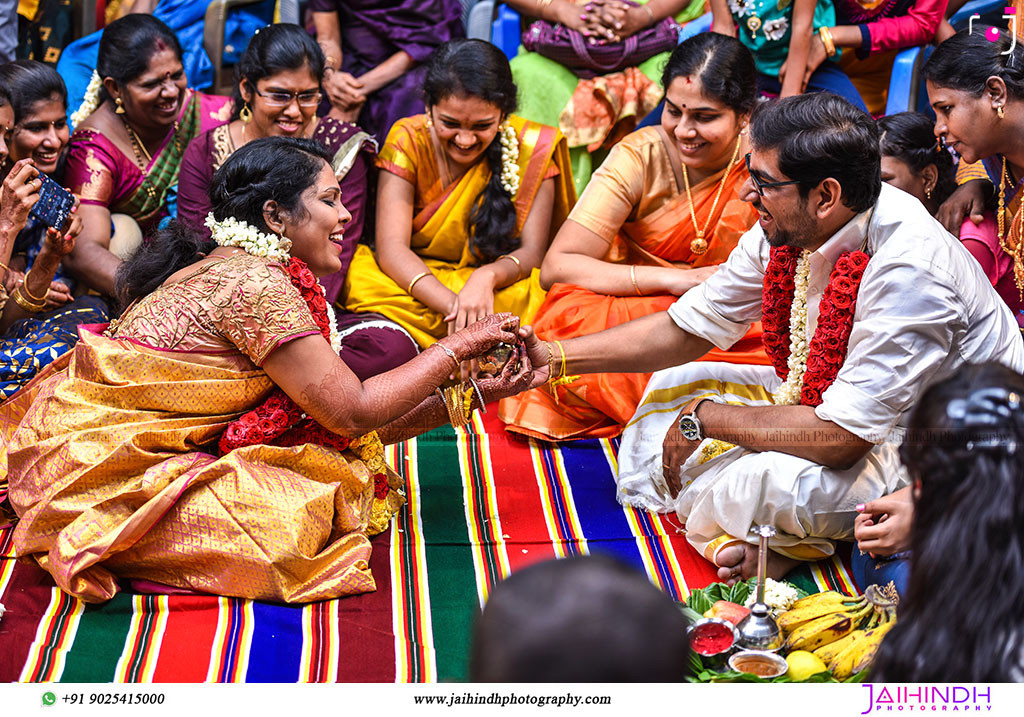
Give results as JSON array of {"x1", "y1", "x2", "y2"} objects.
[{"x1": 309, "y1": 0, "x2": 465, "y2": 142}]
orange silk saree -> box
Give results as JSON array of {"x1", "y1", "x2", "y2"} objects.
[{"x1": 500, "y1": 128, "x2": 767, "y2": 440}]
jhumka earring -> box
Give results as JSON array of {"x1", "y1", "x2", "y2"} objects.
[{"x1": 115, "y1": 97, "x2": 125, "y2": 115}]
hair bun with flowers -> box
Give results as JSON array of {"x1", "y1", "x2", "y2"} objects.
[
  {"x1": 71, "y1": 70, "x2": 103, "y2": 129},
  {"x1": 205, "y1": 213, "x2": 293, "y2": 263}
]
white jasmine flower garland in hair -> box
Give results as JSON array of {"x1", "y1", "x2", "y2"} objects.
[
  {"x1": 204, "y1": 213, "x2": 340, "y2": 353},
  {"x1": 498, "y1": 122, "x2": 520, "y2": 196},
  {"x1": 71, "y1": 70, "x2": 103, "y2": 129},
  {"x1": 205, "y1": 213, "x2": 293, "y2": 262},
  {"x1": 772, "y1": 249, "x2": 811, "y2": 405}
]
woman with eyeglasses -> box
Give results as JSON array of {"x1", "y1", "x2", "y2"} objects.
[
  {"x1": 500, "y1": 35, "x2": 768, "y2": 441},
  {"x1": 178, "y1": 23, "x2": 418, "y2": 381},
  {"x1": 60, "y1": 14, "x2": 232, "y2": 299}
]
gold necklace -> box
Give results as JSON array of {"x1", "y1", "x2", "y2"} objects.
[
  {"x1": 999, "y1": 156, "x2": 1012, "y2": 242},
  {"x1": 121, "y1": 115, "x2": 152, "y2": 167},
  {"x1": 681, "y1": 134, "x2": 743, "y2": 255}
]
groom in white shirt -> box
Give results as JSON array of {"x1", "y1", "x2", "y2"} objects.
[{"x1": 528, "y1": 93, "x2": 1024, "y2": 582}]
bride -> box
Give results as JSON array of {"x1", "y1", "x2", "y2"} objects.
[{"x1": 4, "y1": 136, "x2": 545, "y2": 604}]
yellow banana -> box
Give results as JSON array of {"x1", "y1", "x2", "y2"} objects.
[
  {"x1": 829, "y1": 636, "x2": 865, "y2": 680},
  {"x1": 783, "y1": 604, "x2": 872, "y2": 652},
  {"x1": 813, "y1": 628, "x2": 866, "y2": 665},
  {"x1": 788, "y1": 591, "x2": 848, "y2": 610},
  {"x1": 850, "y1": 618, "x2": 898, "y2": 675},
  {"x1": 778, "y1": 593, "x2": 866, "y2": 632}
]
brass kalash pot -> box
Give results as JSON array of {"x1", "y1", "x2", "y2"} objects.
[{"x1": 735, "y1": 525, "x2": 783, "y2": 652}]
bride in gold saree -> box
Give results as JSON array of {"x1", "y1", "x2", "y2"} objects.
[{"x1": 2, "y1": 137, "x2": 544, "y2": 604}]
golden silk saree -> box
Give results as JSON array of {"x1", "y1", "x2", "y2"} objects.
[
  {"x1": 341, "y1": 114, "x2": 576, "y2": 349},
  {"x1": 2, "y1": 258, "x2": 403, "y2": 604}
]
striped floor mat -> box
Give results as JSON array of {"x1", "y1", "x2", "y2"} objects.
[{"x1": 0, "y1": 412, "x2": 858, "y2": 682}]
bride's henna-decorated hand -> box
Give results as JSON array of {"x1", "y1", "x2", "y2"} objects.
[
  {"x1": 475, "y1": 343, "x2": 538, "y2": 402},
  {"x1": 439, "y1": 312, "x2": 520, "y2": 362}
]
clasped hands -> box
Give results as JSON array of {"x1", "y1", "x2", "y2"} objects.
[
  {"x1": 563, "y1": 0, "x2": 652, "y2": 45},
  {"x1": 445, "y1": 312, "x2": 552, "y2": 400}
]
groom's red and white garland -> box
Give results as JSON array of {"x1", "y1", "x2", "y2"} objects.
[{"x1": 761, "y1": 245, "x2": 869, "y2": 406}]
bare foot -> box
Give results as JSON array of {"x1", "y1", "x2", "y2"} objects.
[{"x1": 714, "y1": 543, "x2": 801, "y2": 585}]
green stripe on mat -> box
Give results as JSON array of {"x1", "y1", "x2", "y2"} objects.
[
  {"x1": 60, "y1": 593, "x2": 133, "y2": 682},
  {"x1": 417, "y1": 425, "x2": 478, "y2": 682}
]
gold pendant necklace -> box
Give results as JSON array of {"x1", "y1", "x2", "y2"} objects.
[{"x1": 682, "y1": 134, "x2": 743, "y2": 255}]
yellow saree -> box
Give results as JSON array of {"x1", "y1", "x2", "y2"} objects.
[
  {"x1": 2, "y1": 255, "x2": 402, "y2": 604},
  {"x1": 341, "y1": 114, "x2": 576, "y2": 349}
]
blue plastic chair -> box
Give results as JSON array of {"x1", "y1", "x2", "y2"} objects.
[
  {"x1": 491, "y1": 4, "x2": 521, "y2": 59},
  {"x1": 884, "y1": 0, "x2": 1008, "y2": 115}
]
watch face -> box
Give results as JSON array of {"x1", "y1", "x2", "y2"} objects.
[{"x1": 679, "y1": 415, "x2": 702, "y2": 441}]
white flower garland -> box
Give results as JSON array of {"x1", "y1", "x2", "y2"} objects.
[
  {"x1": 205, "y1": 213, "x2": 292, "y2": 262},
  {"x1": 498, "y1": 122, "x2": 520, "y2": 196},
  {"x1": 772, "y1": 249, "x2": 811, "y2": 405},
  {"x1": 71, "y1": 70, "x2": 103, "y2": 129},
  {"x1": 204, "y1": 213, "x2": 341, "y2": 353}
]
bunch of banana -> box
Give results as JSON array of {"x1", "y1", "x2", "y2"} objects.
[
  {"x1": 777, "y1": 590, "x2": 868, "y2": 632},
  {"x1": 825, "y1": 607, "x2": 898, "y2": 680},
  {"x1": 782, "y1": 601, "x2": 873, "y2": 652}
]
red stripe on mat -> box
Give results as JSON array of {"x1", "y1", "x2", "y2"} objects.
[
  {"x1": 149, "y1": 595, "x2": 220, "y2": 682},
  {"x1": 482, "y1": 412, "x2": 557, "y2": 573},
  {"x1": 335, "y1": 529, "x2": 396, "y2": 682},
  {"x1": 0, "y1": 561, "x2": 55, "y2": 681}
]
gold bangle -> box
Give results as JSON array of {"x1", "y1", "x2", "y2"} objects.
[
  {"x1": 0, "y1": 261, "x2": 11, "y2": 279},
  {"x1": 20, "y1": 270, "x2": 48, "y2": 303},
  {"x1": 12, "y1": 286, "x2": 45, "y2": 313},
  {"x1": 630, "y1": 264, "x2": 645, "y2": 296},
  {"x1": 819, "y1": 26, "x2": 837, "y2": 58},
  {"x1": 0, "y1": 282, "x2": 8, "y2": 312},
  {"x1": 497, "y1": 254, "x2": 522, "y2": 280},
  {"x1": 407, "y1": 271, "x2": 431, "y2": 294}
]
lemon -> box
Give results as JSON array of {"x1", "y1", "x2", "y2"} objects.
[{"x1": 785, "y1": 650, "x2": 827, "y2": 681}]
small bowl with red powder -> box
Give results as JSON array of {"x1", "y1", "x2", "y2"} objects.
[{"x1": 688, "y1": 617, "x2": 739, "y2": 668}]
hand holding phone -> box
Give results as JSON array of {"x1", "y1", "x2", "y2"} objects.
[{"x1": 29, "y1": 173, "x2": 76, "y2": 231}]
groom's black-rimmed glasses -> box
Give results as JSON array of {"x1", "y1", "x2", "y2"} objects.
[{"x1": 745, "y1": 153, "x2": 801, "y2": 196}]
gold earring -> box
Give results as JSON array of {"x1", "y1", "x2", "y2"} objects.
[
  {"x1": 239, "y1": 103, "x2": 253, "y2": 123},
  {"x1": 926, "y1": 186, "x2": 933, "y2": 200},
  {"x1": 424, "y1": 108, "x2": 433, "y2": 128},
  {"x1": 997, "y1": 105, "x2": 1006, "y2": 119},
  {"x1": 115, "y1": 97, "x2": 125, "y2": 114}
]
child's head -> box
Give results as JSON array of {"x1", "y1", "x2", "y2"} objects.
[{"x1": 470, "y1": 554, "x2": 691, "y2": 682}]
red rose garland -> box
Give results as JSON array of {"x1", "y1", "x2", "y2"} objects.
[
  {"x1": 761, "y1": 247, "x2": 869, "y2": 407},
  {"x1": 217, "y1": 258, "x2": 389, "y2": 503}
]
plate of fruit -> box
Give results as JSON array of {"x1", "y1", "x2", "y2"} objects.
[{"x1": 680, "y1": 580, "x2": 898, "y2": 683}]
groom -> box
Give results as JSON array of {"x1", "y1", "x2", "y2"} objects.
[{"x1": 524, "y1": 92, "x2": 1024, "y2": 581}]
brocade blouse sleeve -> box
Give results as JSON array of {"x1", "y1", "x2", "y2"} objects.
[{"x1": 204, "y1": 256, "x2": 322, "y2": 366}]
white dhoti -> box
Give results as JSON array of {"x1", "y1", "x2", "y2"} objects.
[{"x1": 616, "y1": 362, "x2": 909, "y2": 563}]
